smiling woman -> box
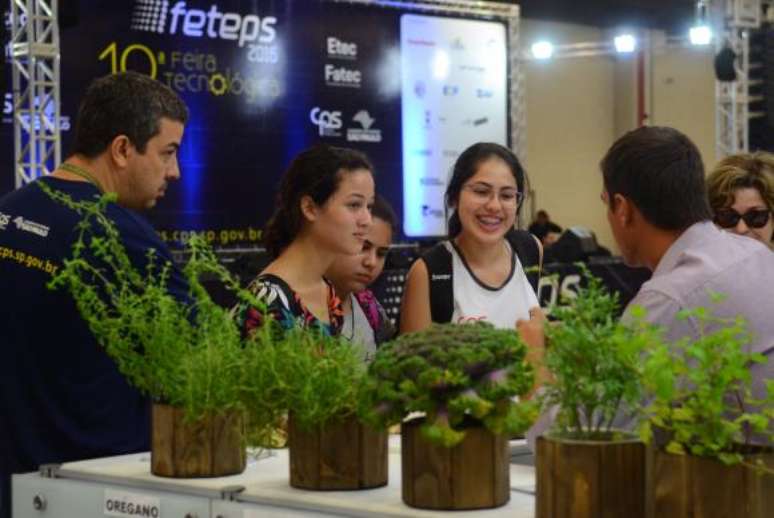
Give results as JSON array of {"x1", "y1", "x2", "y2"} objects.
[
  {"x1": 399, "y1": 142, "x2": 545, "y2": 355},
  {"x1": 232, "y1": 145, "x2": 375, "y2": 337}
]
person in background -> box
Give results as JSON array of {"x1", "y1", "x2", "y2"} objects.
[
  {"x1": 707, "y1": 151, "x2": 773, "y2": 249},
  {"x1": 234, "y1": 145, "x2": 374, "y2": 337},
  {"x1": 400, "y1": 142, "x2": 545, "y2": 363},
  {"x1": 528, "y1": 209, "x2": 563, "y2": 245},
  {"x1": 0, "y1": 72, "x2": 189, "y2": 517},
  {"x1": 325, "y1": 195, "x2": 397, "y2": 360}
]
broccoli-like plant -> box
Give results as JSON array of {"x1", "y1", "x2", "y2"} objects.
[
  {"x1": 638, "y1": 297, "x2": 773, "y2": 467},
  {"x1": 360, "y1": 321, "x2": 537, "y2": 447},
  {"x1": 41, "y1": 184, "x2": 279, "y2": 446},
  {"x1": 542, "y1": 268, "x2": 660, "y2": 440}
]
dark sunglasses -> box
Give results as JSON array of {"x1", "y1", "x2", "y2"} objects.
[{"x1": 713, "y1": 208, "x2": 771, "y2": 229}]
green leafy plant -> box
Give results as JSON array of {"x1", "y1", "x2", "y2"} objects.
[
  {"x1": 542, "y1": 268, "x2": 660, "y2": 440},
  {"x1": 41, "y1": 184, "x2": 278, "y2": 445},
  {"x1": 243, "y1": 327, "x2": 366, "y2": 433},
  {"x1": 638, "y1": 296, "x2": 773, "y2": 466},
  {"x1": 360, "y1": 321, "x2": 537, "y2": 447}
]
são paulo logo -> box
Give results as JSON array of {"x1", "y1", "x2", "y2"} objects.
[{"x1": 131, "y1": 1, "x2": 277, "y2": 48}]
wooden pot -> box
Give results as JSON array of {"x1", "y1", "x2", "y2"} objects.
[
  {"x1": 536, "y1": 433, "x2": 646, "y2": 518},
  {"x1": 401, "y1": 416, "x2": 509, "y2": 510},
  {"x1": 151, "y1": 403, "x2": 246, "y2": 478},
  {"x1": 647, "y1": 447, "x2": 774, "y2": 518},
  {"x1": 287, "y1": 413, "x2": 388, "y2": 490}
]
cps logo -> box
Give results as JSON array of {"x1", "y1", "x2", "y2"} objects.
[{"x1": 309, "y1": 107, "x2": 342, "y2": 137}]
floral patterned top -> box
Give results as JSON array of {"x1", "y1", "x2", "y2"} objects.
[{"x1": 235, "y1": 273, "x2": 344, "y2": 338}]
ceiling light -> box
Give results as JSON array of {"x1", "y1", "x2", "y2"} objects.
[
  {"x1": 614, "y1": 34, "x2": 637, "y2": 53},
  {"x1": 531, "y1": 41, "x2": 554, "y2": 60},
  {"x1": 689, "y1": 25, "x2": 712, "y2": 45}
]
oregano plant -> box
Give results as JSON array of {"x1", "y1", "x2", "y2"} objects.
[{"x1": 41, "y1": 183, "x2": 280, "y2": 446}]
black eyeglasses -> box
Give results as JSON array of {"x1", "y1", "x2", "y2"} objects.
[{"x1": 713, "y1": 208, "x2": 771, "y2": 229}]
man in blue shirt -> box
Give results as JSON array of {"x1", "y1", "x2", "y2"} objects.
[{"x1": 0, "y1": 72, "x2": 189, "y2": 516}]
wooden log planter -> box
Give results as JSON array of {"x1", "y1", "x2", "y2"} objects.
[
  {"x1": 536, "y1": 433, "x2": 646, "y2": 518},
  {"x1": 287, "y1": 413, "x2": 388, "y2": 490},
  {"x1": 647, "y1": 447, "x2": 774, "y2": 518},
  {"x1": 401, "y1": 416, "x2": 510, "y2": 510},
  {"x1": 151, "y1": 403, "x2": 246, "y2": 478}
]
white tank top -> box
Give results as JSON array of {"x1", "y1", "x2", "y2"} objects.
[{"x1": 446, "y1": 240, "x2": 539, "y2": 329}]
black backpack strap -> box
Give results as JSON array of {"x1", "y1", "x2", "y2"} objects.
[
  {"x1": 506, "y1": 229, "x2": 541, "y2": 293},
  {"x1": 421, "y1": 242, "x2": 454, "y2": 324}
]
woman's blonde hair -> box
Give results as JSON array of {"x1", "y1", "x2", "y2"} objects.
[{"x1": 707, "y1": 151, "x2": 774, "y2": 213}]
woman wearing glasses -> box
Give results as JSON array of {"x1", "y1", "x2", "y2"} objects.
[
  {"x1": 400, "y1": 142, "x2": 544, "y2": 339},
  {"x1": 707, "y1": 152, "x2": 774, "y2": 249}
]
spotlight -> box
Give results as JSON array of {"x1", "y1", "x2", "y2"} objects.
[
  {"x1": 531, "y1": 41, "x2": 554, "y2": 60},
  {"x1": 690, "y1": 2, "x2": 712, "y2": 46},
  {"x1": 689, "y1": 25, "x2": 712, "y2": 45},
  {"x1": 614, "y1": 34, "x2": 637, "y2": 53}
]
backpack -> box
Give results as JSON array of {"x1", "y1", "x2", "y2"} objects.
[{"x1": 422, "y1": 229, "x2": 540, "y2": 324}]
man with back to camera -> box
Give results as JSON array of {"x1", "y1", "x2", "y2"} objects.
[
  {"x1": 528, "y1": 126, "x2": 773, "y2": 448},
  {"x1": 600, "y1": 126, "x2": 773, "y2": 432},
  {"x1": 0, "y1": 71, "x2": 189, "y2": 516}
]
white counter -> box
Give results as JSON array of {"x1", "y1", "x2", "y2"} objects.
[{"x1": 13, "y1": 438, "x2": 536, "y2": 517}]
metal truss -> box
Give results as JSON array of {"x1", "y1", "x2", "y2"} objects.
[
  {"x1": 9, "y1": 0, "x2": 61, "y2": 188},
  {"x1": 714, "y1": 0, "x2": 761, "y2": 158}
]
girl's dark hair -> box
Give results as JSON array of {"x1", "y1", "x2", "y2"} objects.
[
  {"x1": 371, "y1": 195, "x2": 397, "y2": 235},
  {"x1": 262, "y1": 145, "x2": 374, "y2": 258},
  {"x1": 445, "y1": 142, "x2": 526, "y2": 237}
]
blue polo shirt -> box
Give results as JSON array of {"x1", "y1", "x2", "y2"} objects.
[{"x1": 0, "y1": 177, "x2": 188, "y2": 516}]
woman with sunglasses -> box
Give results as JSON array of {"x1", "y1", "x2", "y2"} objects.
[
  {"x1": 400, "y1": 142, "x2": 544, "y2": 341},
  {"x1": 707, "y1": 152, "x2": 774, "y2": 249}
]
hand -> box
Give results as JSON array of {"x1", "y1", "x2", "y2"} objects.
[
  {"x1": 516, "y1": 306, "x2": 549, "y2": 398},
  {"x1": 516, "y1": 306, "x2": 545, "y2": 349}
]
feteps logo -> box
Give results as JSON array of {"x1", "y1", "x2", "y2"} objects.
[
  {"x1": 310, "y1": 107, "x2": 342, "y2": 137},
  {"x1": 131, "y1": 0, "x2": 277, "y2": 48}
]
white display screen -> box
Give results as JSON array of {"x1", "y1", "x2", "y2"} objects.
[{"x1": 401, "y1": 14, "x2": 508, "y2": 237}]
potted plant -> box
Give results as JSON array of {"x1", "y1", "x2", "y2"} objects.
[
  {"x1": 638, "y1": 300, "x2": 774, "y2": 518},
  {"x1": 360, "y1": 321, "x2": 537, "y2": 510},
  {"x1": 536, "y1": 271, "x2": 659, "y2": 518},
  {"x1": 243, "y1": 328, "x2": 388, "y2": 490},
  {"x1": 45, "y1": 188, "x2": 278, "y2": 478}
]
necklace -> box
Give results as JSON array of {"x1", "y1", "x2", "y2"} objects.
[
  {"x1": 58, "y1": 162, "x2": 105, "y2": 193},
  {"x1": 343, "y1": 294, "x2": 356, "y2": 340}
]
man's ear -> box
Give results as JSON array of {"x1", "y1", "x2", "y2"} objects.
[
  {"x1": 611, "y1": 193, "x2": 634, "y2": 226},
  {"x1": 109, "y1": 135, "x2": 133, "y2": 169},
  {"x1": 299, "y1": 195, "x2": 318, "y2": 223}
]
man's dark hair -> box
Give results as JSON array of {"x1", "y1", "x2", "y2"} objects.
[
  {"x1": 601, "y1": 126, "x2": 712, "y2": 231},
  {"x1": 71, "y1": 71, "x2": 189, "y2": 157}
]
